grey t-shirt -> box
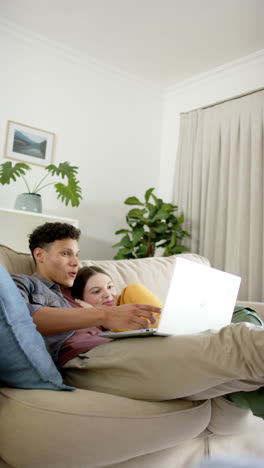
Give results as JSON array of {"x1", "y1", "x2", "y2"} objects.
[{"x1": 12, "y1": 273, "x2": 74, "y2": 363}]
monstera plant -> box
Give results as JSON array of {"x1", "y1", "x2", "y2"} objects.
[
  {"x1": 0, "y1": 160, "x2": 82, "y2": 209},
  {"x1": 113, "y1": 187, "x2": 190, "y2": 259}
]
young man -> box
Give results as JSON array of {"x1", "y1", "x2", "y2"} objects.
[{"x1": 12, "y1": 222, "x2": 264, "y2": 407}]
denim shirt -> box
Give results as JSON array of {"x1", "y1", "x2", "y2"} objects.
[{"x1": 12, "y1": 273, "x2": 74, "y2": 363}]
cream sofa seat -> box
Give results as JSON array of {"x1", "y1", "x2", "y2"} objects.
[{"x1": 1, "y1": 244, "x2": 264, "y2": 468}]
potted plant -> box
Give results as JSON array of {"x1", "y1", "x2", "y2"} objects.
[
  {"x1": 113, "y1": 187, "x2": 190, "y2": 259},
  {"x1": 0, "y1": 160, "x2": 82, "y2": 212}
]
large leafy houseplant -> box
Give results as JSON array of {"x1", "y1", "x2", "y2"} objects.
[
  {"x1": 113, "y1": 187, "x2": 190, "y2": 259},
  {"x1": 0, "y1": 161, "x2": 82, "y2": 207}
]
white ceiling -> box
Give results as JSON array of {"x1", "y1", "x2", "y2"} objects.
[{"x1": 1, "y1": 0, "x2": 264, "y2": 87}]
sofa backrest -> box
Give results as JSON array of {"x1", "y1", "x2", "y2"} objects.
[
  {"x1": 0, "y1": 244, "x2": 209, "y2": 302},
  {"x1": 0, "y1": 244, "x2": 35, "y2": 275},
  {"x1": 78, "y1": 254, "x2": 209, "y2": 302}
]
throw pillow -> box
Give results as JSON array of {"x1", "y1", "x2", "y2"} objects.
[{"x1": 0, "y1": 265, "x2": 74, "y2": 391}]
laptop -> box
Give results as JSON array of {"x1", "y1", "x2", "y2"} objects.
[{"x1": 100, "y1": 257, "x2": 241, "y2": 339}]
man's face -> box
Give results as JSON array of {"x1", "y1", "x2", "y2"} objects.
[{"x1": 34, "y1": 238, "x2": 80, "y2": 287}]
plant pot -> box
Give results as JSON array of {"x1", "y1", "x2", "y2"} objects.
[{"x1": 14, "y1": 193, "x2": 42, "y2": 213}]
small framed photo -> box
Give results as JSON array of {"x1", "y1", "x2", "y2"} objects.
[{"x1": 3, "y1": 120, "x2": 55, "y2": 167}]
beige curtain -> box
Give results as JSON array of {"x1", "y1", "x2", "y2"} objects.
[{"x1": 174, "y1": 90, "x2": 264, "y2": 301}]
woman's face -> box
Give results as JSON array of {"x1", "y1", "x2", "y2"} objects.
[{"x1": 82, "y1": 273, "x2": 117, "y2": 307}]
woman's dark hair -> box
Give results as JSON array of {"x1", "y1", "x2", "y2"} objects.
[
  {"x1": 29, "y1": 222, "x2": 81, "y2": 259},
  {"x1": 71, "y1": 266, "x2": 112, "y2": 300}
]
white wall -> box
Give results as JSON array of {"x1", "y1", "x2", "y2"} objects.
[
  {"x1": 0, "y1": 22, "x2": 163, "y2": 259},
  {"x1": 159, "y1": 50, "x2": 264, "y2": 201},
  {"x1": 2, "y1": 21, "x2": 263, "y2": 261}
]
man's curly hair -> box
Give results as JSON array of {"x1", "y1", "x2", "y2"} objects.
[{"x1": 29, "y1": 222, "x2": 81, "y2": 257}]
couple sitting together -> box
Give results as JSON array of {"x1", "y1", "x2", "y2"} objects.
[{"x1": 12, "y1": 222, "x2": 264, "y2": 418}]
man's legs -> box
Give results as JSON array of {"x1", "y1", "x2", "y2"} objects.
[{"x1": 62, "y1": 322, "x2": 264, "y2": 401}]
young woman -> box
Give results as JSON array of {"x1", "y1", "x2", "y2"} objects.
[
  {"x1": 70, "y1": 266, "x2": 162, "y2": 331},
  {"x1": 58, "y1": 265, "x2": 161, "y2": 367}
]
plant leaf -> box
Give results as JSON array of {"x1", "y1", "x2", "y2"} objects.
[
  {"x1": 113, "y1": 247, "x2": 135, "y2": 260},
  {"x1": 163, "y1": 244, "x2": 189, "y2": 256},
  {"x1": 120, "y1": 234, "x2": 133, "y2": 248},
  {"x1": 135, "y1": 244, "x2": 148, "y2": 257},
  {"x1": 161, "y1": 202, "x2": 176, "y2": 213},
  {"x1": 132, "y1": 226, "x2": 145, "y2": 245},
  {"x1": 144, "y1": 187, "x2": 155, "y2": 202},
  {"x1": 150, "y1": 209, "x2": 170, "y2": 222},
  {"x1": 127, "y1": 208, "x2": 147, "y2": 219},
  {"x1": 112, "y1": 241, "x2": 123, "y2": 248},
  {"x1": 0, "y1": 161, "x2": 31, "y2": 185},
  {"x1": 124, "y1": 196, "x2": 144, "y2": 206},
  {"x1": 114, "y1": 229, "x2": 130, "y2": 235},
  {"x1": 46, "y1": 161, "x2": 78, "y2": 179},
  {"x1": 176, "y1": 212, "x2": 185, "y2": 224},
  {"x1": 146, "y1": 201, "x2": 155, "y2": 211},
  {"x1": 153, "y1": 223, "x2": 168, "y2": 233},
  {"x1": 54, "y1": 178, "x2": 82, "y2": 207}
]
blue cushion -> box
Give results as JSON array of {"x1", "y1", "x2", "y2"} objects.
[{"x1": 0, "y1": 265, "x2": 74, "y2": 390}]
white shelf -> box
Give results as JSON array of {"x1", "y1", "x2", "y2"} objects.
[{"x1": 0, "y1": 208, "x2": 79, "y2": 253}]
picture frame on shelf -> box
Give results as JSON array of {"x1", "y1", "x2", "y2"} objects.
[{"x1": 3, "y1": 120, "x2": 55, "y2": 167}]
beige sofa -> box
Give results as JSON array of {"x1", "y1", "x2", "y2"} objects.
[{"x1": 1, "y1": 243, "x2": 264, "y2": 468}]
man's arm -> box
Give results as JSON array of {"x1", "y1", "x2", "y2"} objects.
[
  {"x1": 33, "y1": 303, "x2": 160, "y2": 335},
  {"x1": 11, "y1": 274, "x2": 160, "y2": 335}
]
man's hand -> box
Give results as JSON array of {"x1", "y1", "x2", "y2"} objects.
[{"x1": 101, "y1": 303, "x2": 161, "y2": 331}]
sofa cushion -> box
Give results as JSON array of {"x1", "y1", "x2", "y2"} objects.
[
  {"x1": 0, "y1": 387, "x2": 210, "y2": 468},
  {"x1": 0, "y1": 244, "x2": 34, "y2": 275},
  {"x1": 0, "y1": 265, "x2": 73, "y2": 391}
]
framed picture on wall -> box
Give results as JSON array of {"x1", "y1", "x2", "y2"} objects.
[{"x1": 3, "y1": 120, "x2": 55, "y2": 167}]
